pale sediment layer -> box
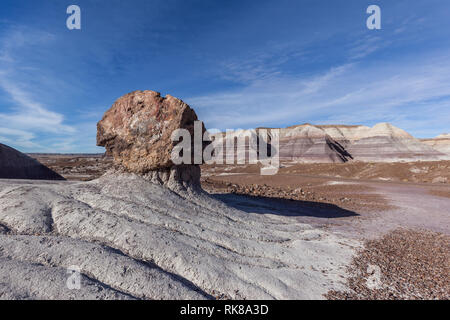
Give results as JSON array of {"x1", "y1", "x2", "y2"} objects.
[{"x1": 0, "y1": 174, "x2": 358, "y2": 300}]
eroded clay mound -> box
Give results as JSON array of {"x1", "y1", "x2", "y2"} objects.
[
  {"x1": 320, "y1": 123, "x2": 448, "y2": 162},
  {"x1": 0, "y1": 143, "x2": 64, "y2": 180},
  {"x1": 279, "y1": 125, "x2": 353, "y2": 163},
  {"x1": 421, "y1": 134, "x2": 450, "y2": 156},
  {"x1": 279, "y1": 123, "x2": 448, "y2": 163},
  {"x1": 0, "y1": 174, "x2": 358, "y2": 300}
]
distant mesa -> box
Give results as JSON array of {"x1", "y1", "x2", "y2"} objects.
[
  {"x1": 0, "y1": 143, "x2": 65, "y2": 180},
  {"x1": 279, "y1": 124, "x2": 353, "y2": 163},
  {"x1": 278, "y1": 122, "x2": 449, "y2": 163},
  {"x1": 436, "y1": 133, "x2": 450, "y2": 139},
  {"x1": 221, "y1": 122, "x2": 447, "y2": 164},
  {"x1": 421, "y1": 133, "x2": 450, "y2": 156},
  {"x1": 321, "y1": 122, "x2": 446, "y2": 162}
]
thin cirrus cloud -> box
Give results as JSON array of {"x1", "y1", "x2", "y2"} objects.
[
  {"x1": 188, "y1": 51, "x2": 450, "y2": 137},
  {"x1": 0, "y1": 77, "x2": 75, "y2": 134},
  {"x1": 187, "y1": 5, "x2": 450, "y2": 137},
  {"x1": 0, "y1": 27, "x2": 83, "y2": 152}
]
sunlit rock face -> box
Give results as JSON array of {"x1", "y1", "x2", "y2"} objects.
[{"x1": 97, "y1": 90, "x2": 208, "y2": 190}]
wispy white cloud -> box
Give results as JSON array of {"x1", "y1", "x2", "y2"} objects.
[
  {"x1": 188, "y1": 51, "x2": 450, "y2": 138},
  {"x1": 0, "y1": 127, "x2": 42, "y2": 149},
  {"x1": 349, "y1": 35, "x2": 386, "y2": 60},
  {"x1": 0, "y1": 77, "x2": 75, "y2": 134},
  {"x1": 0, "y1": 26, "x2": 98, "y2": 152}
]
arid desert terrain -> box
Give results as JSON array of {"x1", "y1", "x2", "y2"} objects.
[
  {"x1": 26, "y1": 149, "x2": 450, "y2": 299},
  {"x1": 17, "y1": 155, "x2": 450, "y2": 299},
  {"x1": 0, "y1": 91, "x2": 449, "y2": 300}
]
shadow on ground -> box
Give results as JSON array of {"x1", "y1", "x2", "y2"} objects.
[{"x1": 211, "y1": 193, "x2": 359, "y2": 218}]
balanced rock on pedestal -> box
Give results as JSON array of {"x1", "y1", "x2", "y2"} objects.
[{"x1": 97, "y1": 90, "x2": 206, "y2": 190}]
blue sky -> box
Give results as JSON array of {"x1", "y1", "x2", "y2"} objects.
[{"x1": 0, "y1": 0, "x2": 449, "y2": 153}]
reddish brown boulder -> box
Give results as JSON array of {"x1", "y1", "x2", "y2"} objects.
[{"x1": 97, "y1": 91, "x2": 206, "y2": 187}]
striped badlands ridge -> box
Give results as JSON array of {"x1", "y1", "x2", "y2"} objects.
[{"x1": 278, "y1": 123, "x2": 449, "y2": 163}]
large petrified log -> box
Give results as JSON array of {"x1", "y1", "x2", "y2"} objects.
[{"x1": 97, "y1": 90, "x2": 207, "y2": 189}]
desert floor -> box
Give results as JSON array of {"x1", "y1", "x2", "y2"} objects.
[{"x1": 22, "y1": 155, "x2": 449, "y2": 299}]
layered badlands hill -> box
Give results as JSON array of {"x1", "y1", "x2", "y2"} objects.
[
  {"x1": 207, "y1": 123, "x2": 448, "y2": 164},
  {"x1": 0, "y1": 143, "x2": 64, "y2": 180},
  {"x1": 207, "y1": 125, "x2": 353, "y2": 164},
  {"x1": 421, "y1": 134, "x2": 450, "y2": 156},
  {"x1": 279, "y1": 125, "x2": 353, "y2": 163},
  {"x1": 279, "y1": 123, "x2": 447, "y2": 163}
]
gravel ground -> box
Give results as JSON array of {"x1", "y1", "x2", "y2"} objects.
[
  {"x1": 28, "y1": 154, "x2": 112, "y2": 181},
  {"x1": 0, "y1": 174, "x2": 358, "y2": 299},
  {"x1": 202, "y1": 177, "x2": 393, "y2": 213},
  {"x1": 326, "y1": 229, "x2": 450, "y2": 300},
  {"x1": 202, "y1": 161, "x2": 450, "y2": 184}
]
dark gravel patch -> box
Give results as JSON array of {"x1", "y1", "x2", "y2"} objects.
[
  {"x1": 202, "y1": 177, "x2": 393, "y2": 213},
  {"x1": 326, "y1": 229, "x2": 449, "y2": 300}
]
